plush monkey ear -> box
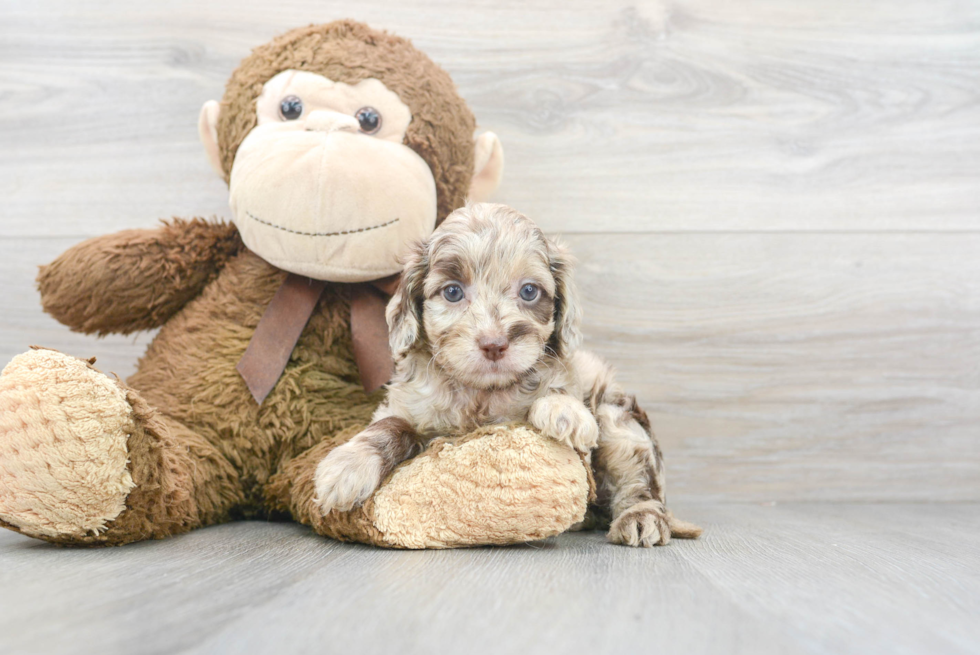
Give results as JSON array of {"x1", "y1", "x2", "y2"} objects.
[
  {"x1": 547, "y1": 240, "x2": 583, "y2": 359},
  {"x1": 198, "y1": 100, "x2": 224, "y2": 178},
  {"x1": 468, "y1": 132, "x2": 504, "y2": 202},
  {"x1": 386, "y1": 243, "x2": 429, "y2": 360}
]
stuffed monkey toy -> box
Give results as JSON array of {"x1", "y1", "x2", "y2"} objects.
[{"x1": 0, "y1": 20, "x2": 596, "y2": 548}]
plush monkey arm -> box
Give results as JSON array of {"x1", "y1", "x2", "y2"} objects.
[{"x1": 38, "y1": 218, "x2": 242, "y2": 335}]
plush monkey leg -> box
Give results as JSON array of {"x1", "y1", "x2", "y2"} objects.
[
  {"x1": 0, "y1": 349, "x2": 243, "y2": 545},
  {"x1": 267, "y1": 424, "x2": 593, "y2": 549}
]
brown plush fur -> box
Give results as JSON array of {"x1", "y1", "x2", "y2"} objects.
[
  {"x1": 38, "y1": 219, "x2": 242, "y2": 336},
  {"x1": 128, "y1": 247, "x2": 382, "y2": 503},
  {"x1": 28, "y1": 236, "x2": 385, "y2": 546},
  {"x1": 216, "y1": 21, "x2": 476, "y2": 224}
]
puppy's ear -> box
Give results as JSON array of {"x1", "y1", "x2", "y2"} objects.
[
  {"x1": 387, "y1": 243, "x2": 429, "y2": 360},
  {"x1": 547, "y1": 240, "x2": 583, "y2": 358}
]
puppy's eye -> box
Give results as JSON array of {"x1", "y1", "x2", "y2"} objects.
[
  {"x1": 280, "y1": 96, "x2": 303, "y2": 120},
  {"x1": 443, "y1": 285, "x2": 465, "y2": 303},
  {"x1": 519, "y1": 284, "x2": 540, "y2": 302},
  {"x1": 355, "y1": 107, "x2": 382, "y2": 134}
]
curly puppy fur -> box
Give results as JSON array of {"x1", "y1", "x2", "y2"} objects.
[{"x1": 315, "y1": 203, "x2": 695, "y2": 546}]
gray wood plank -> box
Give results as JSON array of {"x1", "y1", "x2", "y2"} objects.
[
  {"x1": 3, "y1": 233, "x2": 978, "y2": 502},
  {"x1": 182, "y1": 525, "x2": 801, "y2": 655},
  {"x1": 0, "y1": 503, "x2": 977, "y2": 655},
  {"x1": 1, "y1": 0, "x2": 978, "y2": 236},
  {"x1": 566, "y1": 232, "x2": 980, "y2": 502},
  {"x1": 674, "y1": 503, "x2": 980, "y2": 655}
]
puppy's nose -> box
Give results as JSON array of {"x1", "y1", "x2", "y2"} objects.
[{"x1": 478, "y1": 336, "x2": 509, "y2": 362}]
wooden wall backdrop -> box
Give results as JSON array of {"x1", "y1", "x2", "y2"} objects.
[{"x1": 1, "y1": 0, "x2": 978, "y2": 502}]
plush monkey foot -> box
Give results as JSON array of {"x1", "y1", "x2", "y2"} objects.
[
  {"x1": 0, "y1": 349, "x2": 136, "y2": 540},
  {"x1": 370, "y1": 426, "x2": 593, "y2": 548}
]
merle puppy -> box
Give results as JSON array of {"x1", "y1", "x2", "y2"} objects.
[{"x1": 314, "y1": 203, "x2": 699, "y2": 546}]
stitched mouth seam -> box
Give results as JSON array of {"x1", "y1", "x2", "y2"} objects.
[{"x1": 245, "y1": 211, "x2": 400, "y2": 237}]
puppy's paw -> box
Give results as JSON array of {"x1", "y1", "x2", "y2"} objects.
[
  {"x1": 314, "y1": 441, "x2": 384, "y2": 515},
  {"x1": 607, "y1": 500, "x2": 671, "y2": 547},
  {"x1": 529, "y1": 393, "x2": 599, "y2": 453}
]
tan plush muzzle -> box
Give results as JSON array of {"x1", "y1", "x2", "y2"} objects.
[{"x1": 230, "y1": 125, "x2": 437, "y2": 282}]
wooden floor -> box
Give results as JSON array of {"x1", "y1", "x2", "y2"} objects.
[{"x1": 1, "y1": 503, "x2": 977, "y2": 655}]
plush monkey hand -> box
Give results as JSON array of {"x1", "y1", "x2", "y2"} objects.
[{"x1": 38, "y1": 220, "x2": 241, "y2": 335}]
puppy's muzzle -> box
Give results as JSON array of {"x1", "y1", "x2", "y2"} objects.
[{"x1": 478, "y1": 335, "x2": 509, "y2": 362}]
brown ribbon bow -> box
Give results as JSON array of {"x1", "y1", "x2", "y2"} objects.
[{"x1": 237, "y1": 273, "x2": 399, "y2": 405}]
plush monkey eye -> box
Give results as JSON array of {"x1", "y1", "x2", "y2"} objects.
[
  {"x1": 442, "y1": 284, "x2": 464, "y2": 303},
  {"x1": 279, "y1": 96, "x2": 303, "y2": 120},
  {"x1": 519, "y1": 284, "x2": 540, "y2": 302},
  {"x1": 355, "y1": 106, "x2": 382, "y2": 134}
]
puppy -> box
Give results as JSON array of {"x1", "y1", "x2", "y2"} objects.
[{"x1": 314, "y1": 203, "x2": 691, "y2": 547}]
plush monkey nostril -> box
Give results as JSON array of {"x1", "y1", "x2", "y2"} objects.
[{"x1": 478, "y1": 337, "x2": 509, "y2": 362}]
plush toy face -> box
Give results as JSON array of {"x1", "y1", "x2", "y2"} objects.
[
  {"x1": 198, "y1": 21, "x2": 505, "y2": 283},
  {"x1": 228, "y1": 70, "x2": 437, "y2": 281}
]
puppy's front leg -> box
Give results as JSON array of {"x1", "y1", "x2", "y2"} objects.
[
  {"x1": 529, "y1": 391, "x2": 599, "y2": 453},
  {"x1": 314, "y1": 417, "x2": 421, "y2": 515},
  {"x1": 594, "y1": 397, "x2": 673, "y2": 547}
]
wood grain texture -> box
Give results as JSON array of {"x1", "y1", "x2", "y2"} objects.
[
  {"x1": 1, "y1": 0, "x2": 978, "y2": 236},
  {"x1": 567, "y1": 232, "x2": 980, "y2": 501},
  {"x1": 0, "y1": 503, "x2": 977, "y2": 655},
  {"x1": 1, "y1": 0, "x2": 978, "y2": 503}
]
